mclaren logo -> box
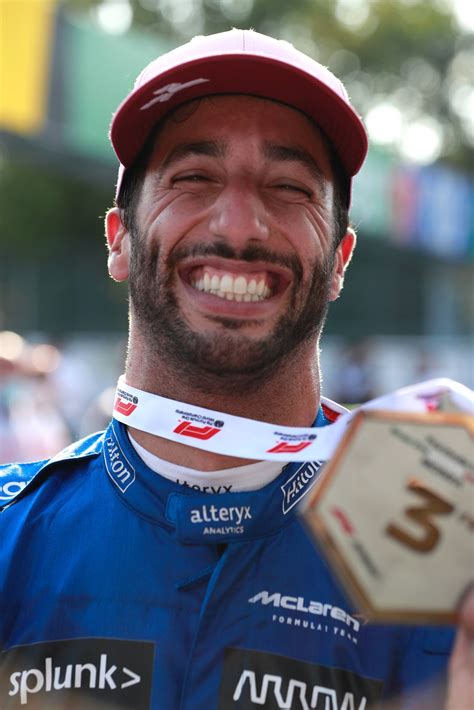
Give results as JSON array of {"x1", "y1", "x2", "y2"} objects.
[{"x1": 248, "y1": 591, "x2": 360, "y2": 631}]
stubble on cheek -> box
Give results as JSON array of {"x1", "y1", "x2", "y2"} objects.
[{"x1": 129, "y1": 233, "x2": 163, "y2": 325}]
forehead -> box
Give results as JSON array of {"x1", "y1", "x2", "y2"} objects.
[{"x1": 149, "y1": 95, "x2": 333, "y2": 169}]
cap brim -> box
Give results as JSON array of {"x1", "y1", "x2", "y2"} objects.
[{"x1": 111, "y1": 54, "x2": 367, "y2": 180}]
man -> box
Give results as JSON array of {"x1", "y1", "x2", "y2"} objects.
[{"x1": 0, "y1": 29, "x2": 472, "y2": 709}]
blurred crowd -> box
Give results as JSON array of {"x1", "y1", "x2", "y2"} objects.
[{"x1": 0, "y1": 331, "x2": 123, "y2": 464}]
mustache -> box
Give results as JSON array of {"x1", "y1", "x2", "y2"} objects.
[{"x1": 167, "y1": 241, "x2": 304, "y2": 282}]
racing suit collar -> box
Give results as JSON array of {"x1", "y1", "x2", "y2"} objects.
[{"x1": 102, "y1": 413, "x2": 330, "y2": 544}]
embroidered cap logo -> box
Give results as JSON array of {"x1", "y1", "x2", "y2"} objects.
[{"x1": 140, "y1": 78, "x2": 210, "y2": 110}]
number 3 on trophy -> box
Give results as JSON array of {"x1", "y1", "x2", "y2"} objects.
[{"x1": 386, "y1": 480, "x2": 455, "y2": 553}]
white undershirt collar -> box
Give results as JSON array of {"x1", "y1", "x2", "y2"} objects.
[{"x1": 128, "y1": 432, "x2": 284, "y2": 493}]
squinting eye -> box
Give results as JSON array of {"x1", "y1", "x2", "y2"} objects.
[
  {"x1": 172, "y1": 173, "x2": 210, "y2": 184},
  {"x1": 273, "y1": 183, "x2": 312, "y2": 198}
]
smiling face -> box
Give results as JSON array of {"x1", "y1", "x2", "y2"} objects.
[{"x1": 107, "y1": 96, "x2": 354, "y2": 387}]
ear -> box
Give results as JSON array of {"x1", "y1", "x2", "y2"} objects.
[
  {"x1": 328, "y1": 227, "x2": 356, "y2": 302},
  {"x1": 105, "y1": 208, "x2": 130, "y2": 282}
]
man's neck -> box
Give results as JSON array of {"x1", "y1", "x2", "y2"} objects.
[{"x1": 124, "y1": 346, "x2": 321, "y2": 471}]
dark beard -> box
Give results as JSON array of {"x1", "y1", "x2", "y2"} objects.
[{"x1": 129, "y1": 232, "x2": 334, "y2": 392}]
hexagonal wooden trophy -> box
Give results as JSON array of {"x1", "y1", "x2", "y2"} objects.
[{"x1": 302, "y1": 410, "x2": 473, "y2": 624}]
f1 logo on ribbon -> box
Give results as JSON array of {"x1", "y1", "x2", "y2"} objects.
[
  {"x1": 415, "y1": 390, "x2": 448, "y2": 412},
  {"x1": 174, "y1": 421, "x2": 222, "y2": 440},
  {"x1": 114, "y1": 397, "x2": 138, "y2": 417},
  {"x1": 267, "y1": 441, "x2": 312, "y2": 454}
]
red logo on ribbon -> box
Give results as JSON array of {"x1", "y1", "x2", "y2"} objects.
[
  {"x1": 415, "y1": 389, "x2": 449, "y2": 412},
  {"x1": 114, "y1": 397, "x2": 137, "y2": 416},
  {"x1": 266, "y1": 441, "x2": 312, "y2": 454},
  {"x1": 330, "y1": 506, "x2": 355, "y2": 535},
  {"x1": 174, "y1": 421, "x2": 221, "y2": 440}
]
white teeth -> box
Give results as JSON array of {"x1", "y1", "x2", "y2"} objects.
[
  {"x1": 220, "y1": 274, "x2": 233, "y2": 293},
  {"x1": 191, "y1": 270, "x2": 273, "y2": 301},
  {"x1": 234, "y1": 276, "x2": 247, "y2": 294}
]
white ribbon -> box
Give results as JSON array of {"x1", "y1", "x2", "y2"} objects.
[{"x1": 112, "y1": 377, "x2": 473, "y2": 462}]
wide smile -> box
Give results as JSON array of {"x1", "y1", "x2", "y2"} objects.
[
  {"x1": 190, "y1": 266, "x2": 274, "y2": 301},
  {"x1": 178, "y1": 259, "x2": 292, "y2": 315}
]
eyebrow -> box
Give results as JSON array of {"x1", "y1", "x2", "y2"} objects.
[
  {"x1": 263, "y1": 142, "x2": 326, "y2": 192},
  {"x1": 159, "y1": 139, "x2": 326, "y2": 193},
  {"x1": 160, "y1": 141, "x2": 226, "y2": 172}
]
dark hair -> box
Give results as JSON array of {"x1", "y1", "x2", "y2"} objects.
[
  {"x1": 116, "y1": 110, "x2": 350, "y2": 247},
  {"x1": 326, "y1": 143, "x2": 350, "y2": 247},
  {"x1": 116, "y1": 122, "x2": 163, "y2": 232}
]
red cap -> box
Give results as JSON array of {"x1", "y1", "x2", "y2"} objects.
[{"x1": 110, "y1": 29, "x2": 368, "y2": 201}]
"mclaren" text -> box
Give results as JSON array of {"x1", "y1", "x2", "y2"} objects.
[{"x1": 249, "y1": 591, "x2": 360, "y2": 631}]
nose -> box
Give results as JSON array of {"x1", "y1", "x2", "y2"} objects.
[{"x1": 208, "y1": 180, "x2": 270, "y2": 248}]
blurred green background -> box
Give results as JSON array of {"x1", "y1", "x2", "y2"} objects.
[{"x1": 0, "y1": 0, "x2": 473, "y2": 405}]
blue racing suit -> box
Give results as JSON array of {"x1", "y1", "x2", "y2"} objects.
[{"x1": 0, "y1": 412, "x2": 454, "y2": 709}]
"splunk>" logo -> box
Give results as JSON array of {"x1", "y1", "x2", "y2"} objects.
[{"x1": 1, "y1": 638, "x2": 154, "y2": 709}]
